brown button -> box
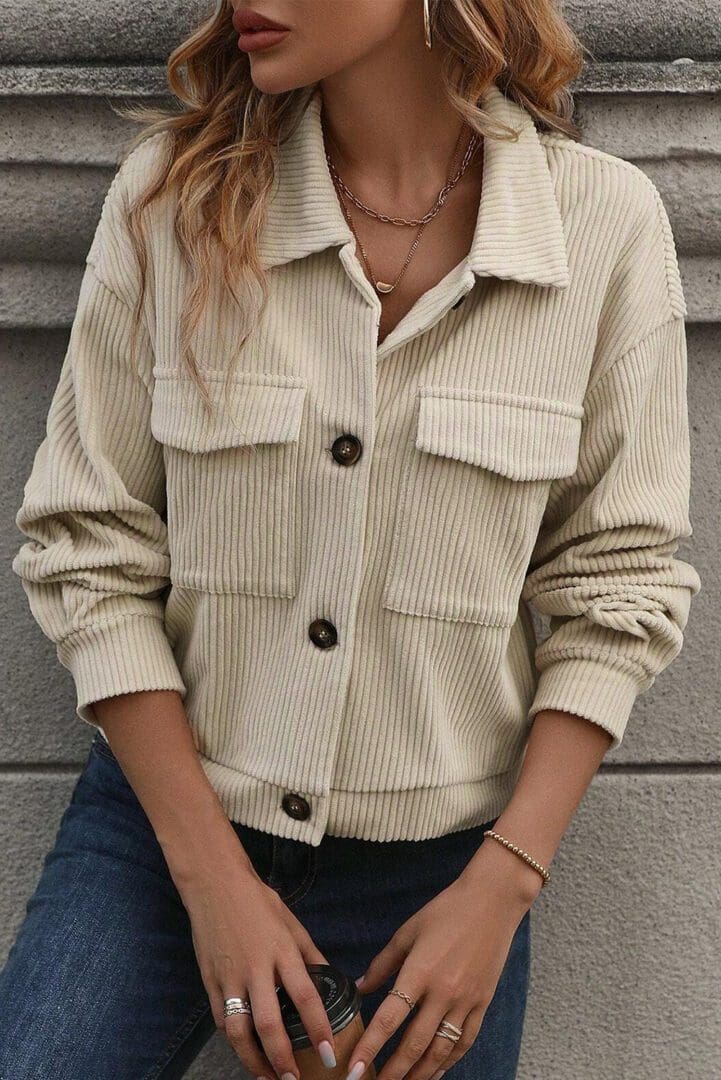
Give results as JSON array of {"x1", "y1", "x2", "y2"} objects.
[
  {"x1": 282, "y1": 793, "x2": 311, "y2": 820},
  {"x1": 331, "y1": 433, "x2": 363, "y2": 466},
  {"x1": 308, "y1": 618, "x2": 338, "y2": 649}
]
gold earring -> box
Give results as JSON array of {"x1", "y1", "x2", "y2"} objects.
[{"x1": 423, "y1": 0, "x2": 432, "y2": 49}]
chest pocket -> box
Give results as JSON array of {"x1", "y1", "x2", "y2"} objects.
[
  {"x1": 380, "y1": 387, "x2": 584, "y2": 627},
  {"x1": 150, "y1": 368, "x2": 307, "y2": 596}
]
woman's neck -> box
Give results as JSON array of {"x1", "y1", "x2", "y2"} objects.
[{"x1": 318, "y1": 53, "x2": 469, "y2": 207}]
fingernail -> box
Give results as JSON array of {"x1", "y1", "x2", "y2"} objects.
[
  {"x1": 281, "y1": 1073, "x2": 297, "y2": 1080},
  {"x1": 345, "y1": 1061, "x2": 366, "y2": 1080},
  {"x1": 354, "y1": 974, "x2": 366, "y2": 987},
  {"x1": 318, "y1": 1040, "x2": 337, "y2": 1068}
]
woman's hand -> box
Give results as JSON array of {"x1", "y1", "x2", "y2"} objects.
[
  {"x1": 343, "y1": 841, "x2": 541, "y2": 1080},
  {"x1": 170, "y1": 831, "x2": 337, "y2": 1080}
]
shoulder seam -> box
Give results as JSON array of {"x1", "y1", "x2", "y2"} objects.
[
  {"x1": 647, "y1": 181, "x2": 687, "y2": 320},
  {"x1": 81, "y1": 263, "x2": 155, "y2": 394},
  {"x1": 84, "y1": 258, "x2": 136, "y2": 314},
  {"x1": 586, "y1": 312, "x2": 685, "y2": 397},
  {"x1": 540, "y1": 133, "x2": 686, "y2": 320}
]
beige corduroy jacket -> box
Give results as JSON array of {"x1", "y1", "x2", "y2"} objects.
[{"x1": 12, "y1": 83, "x2": 701, "y2": 845}]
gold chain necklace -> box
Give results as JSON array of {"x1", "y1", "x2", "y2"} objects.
[{"x1": 324, "y1": 125, "x2": 481, "y2": 295}]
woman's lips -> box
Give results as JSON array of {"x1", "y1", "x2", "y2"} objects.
[{"x1": 237, "y1": 26, "x2": 290, "y2": 51}]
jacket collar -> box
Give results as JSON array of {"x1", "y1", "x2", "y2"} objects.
[{"x1": 257, "y1": 82, "x2": 570, "y2": 290}]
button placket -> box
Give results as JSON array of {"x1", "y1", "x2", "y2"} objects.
[
  {"x1": 375, "y1": 265, "x2": 474, "y2": 360},
  {"x1": 292, "y1": 304, "x2": 377, "y2": 840}
]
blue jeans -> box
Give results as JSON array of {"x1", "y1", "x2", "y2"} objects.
[{"x1": 0, "y1": 732, "x2": 530, "y2": 1079}]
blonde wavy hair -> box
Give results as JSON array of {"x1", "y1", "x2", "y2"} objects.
[{"x1": 113, "y1": 0, "x2": 588, "y2": 406}]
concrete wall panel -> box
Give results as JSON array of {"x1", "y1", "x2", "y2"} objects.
[{"x1": 3, "y1": 1, "x2": 721, "y2": 63}]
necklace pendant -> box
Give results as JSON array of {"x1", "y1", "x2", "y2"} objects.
[{"x1": 376, "y1": 281, "x2": 394, "y2": 294}]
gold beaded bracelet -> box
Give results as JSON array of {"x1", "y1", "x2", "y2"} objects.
[{"x1": 482, "y1": 829, "x2": 551, "y2": 889}]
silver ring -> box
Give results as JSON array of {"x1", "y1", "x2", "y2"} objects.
[{"x1": 223, "y1": 996, "x2": 252, "y2": 1018}]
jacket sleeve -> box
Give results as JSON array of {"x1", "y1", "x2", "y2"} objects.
[
  {"x1": 521, "y1": 174, "x2": 701, "y2": 749},
  {"x1": 12, "y1": 150, "x2": 187, "y2": 729}
]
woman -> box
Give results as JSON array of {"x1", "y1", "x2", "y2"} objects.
[{"x1": 2, "y1": 1, "x2": 700, "y2": 1078}]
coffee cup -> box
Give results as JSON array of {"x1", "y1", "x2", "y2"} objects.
[{"x1": 275, "y1": 963, "x2": 376, "y2": 1079}]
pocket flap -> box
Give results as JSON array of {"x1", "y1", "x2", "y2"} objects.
[
  {"x1": 151, "y1": 369, "x2": 307, "y2": 452},
  {"x1": 415, "y1": 387, "x2": 584, "y2": 481}
]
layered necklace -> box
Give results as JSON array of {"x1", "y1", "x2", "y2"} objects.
[{"x1": 324, "y1": 120, "x2": 481, "y2": 295}]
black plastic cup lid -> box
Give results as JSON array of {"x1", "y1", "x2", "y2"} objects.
[{"x1": 276, "y1": 963, "x2": 362, "y2": 1049}]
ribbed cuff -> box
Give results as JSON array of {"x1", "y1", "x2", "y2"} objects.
[
  {"x1": 56, "y1": 613, "x2": 187, "y2": 728},
  {"x1": 527, "y1": 656, "x2": 642, "y2": 749}
]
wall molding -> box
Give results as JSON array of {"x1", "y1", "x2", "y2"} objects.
[{"x1": 0, "y1": 60, "x2": 720, "y2": 97}]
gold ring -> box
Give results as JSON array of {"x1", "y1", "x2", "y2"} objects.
[
  {"x1": 434, "y1": 1019, "x2": 462, "y2": 1042},
  {"x1": 386, "y1": 988, "x2": 416, "y2": 1010},
  {"x1": 434, "y1": 1028, "x2": 461, "y2": 1043}
]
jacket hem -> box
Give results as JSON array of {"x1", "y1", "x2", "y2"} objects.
[{"x1": 198, "y1": 754, "x2": 522, "y2": 847}]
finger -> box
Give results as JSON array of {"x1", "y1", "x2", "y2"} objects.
[
  {"x1": 421, "y1": 1002, "x2": 485, "y2": 1079},
  {"x1": 344, "y1": 978, "x2": 421, "y2": 1080},
  {"x1": 247, "y1": 971, "x2": 302, "y2": 1080},
  {"x1": 191, "y1": 924, "x2": 281, "y2": 1078},
  {"x1": 214, "y1": 987, "x2": 276, "y2": 1080},
  {"x1": 371, "y1": 989, "x2": 461, "y2": 1080},
  {"x1": 398, "y1": 998, "x2": 472, "y2": 1080},
  {"x1": 355, "y1": 923, "x2": 414, "y2": 995},
  {"x1": 276, "y1": 953, "x2": 338, "y2": 1069}
]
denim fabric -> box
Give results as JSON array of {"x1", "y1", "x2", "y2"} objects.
[{"x1": 0, "y1": 733, "x2": 530, "y2": 1079}]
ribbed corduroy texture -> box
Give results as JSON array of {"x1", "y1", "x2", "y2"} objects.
[{"x1": 12, "y1": 83, "x2": 701, "y2": 846}]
